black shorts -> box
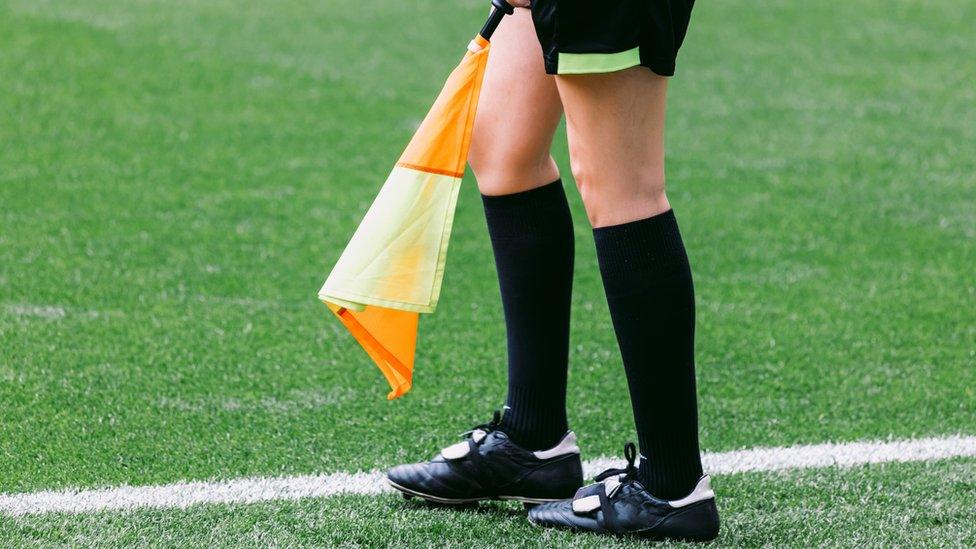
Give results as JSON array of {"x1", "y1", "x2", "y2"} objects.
[{"x1": 529, "y1": 0, "x2": 695, "y2": 76}]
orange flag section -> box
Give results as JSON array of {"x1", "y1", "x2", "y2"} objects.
[
  {"x1": 327, "y1": 303, "x2": 419, "y2": 400},
  {"x1": 397, "y1": 35, "x2": 489, "y2": 178},
  {"x1": 321, "y1": 36, "x2": 491, "y2": 399}
]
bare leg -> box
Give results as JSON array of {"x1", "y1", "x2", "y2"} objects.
[
  {"x1": 469, "y1": 8, "x2": 562, "y2": 195},
  {"x1": 556, "y1": 68, "x2": 669, "y2": 227}
]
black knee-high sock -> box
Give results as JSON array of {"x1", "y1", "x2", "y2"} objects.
[
  {"x1": 482, "y1": 180, "x2": 574, "y2": 451},
  {"x1": 593, "y1": 209, "x2": 703, "y2": 499}
]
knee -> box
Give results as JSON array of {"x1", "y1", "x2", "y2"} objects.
[
  {"x1": 567, "y1": 154, "x2": 593, "y2": 204},
  {"x1": 470, "y1": 145, "x2": 559, "y2": 195},
  {"x1": 570, "y1": 154, "x2": 668, "y2": 227},
  {"x1": 467, "y1": 145, "x2": 505, "y2": 187}
]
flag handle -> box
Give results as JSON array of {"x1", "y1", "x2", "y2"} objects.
[{"x1": 479, "y1": 0, "x2": 515, "y2": 41}]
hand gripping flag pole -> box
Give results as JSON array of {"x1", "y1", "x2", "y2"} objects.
[{"x1": 319, "y1": 1, "x2": 514, "y2": 399}]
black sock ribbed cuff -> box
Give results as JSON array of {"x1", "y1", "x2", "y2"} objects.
[
  {"x1": 482, "y1": 180, "x2": 573, "y2": 239},
  {"x1": 592, "y1": 209, "x2": 689, "y2": 287}
]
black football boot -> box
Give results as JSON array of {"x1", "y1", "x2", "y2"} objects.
[
  {"x1": 387, "y1": 411, "x2": 584, "y2": 505},
  {"x1": 528, "y1": 443, "x2": 720, "y2": 541}
]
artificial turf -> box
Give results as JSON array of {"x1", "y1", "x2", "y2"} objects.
[{"x1": 1, "y1": 0, "x2": 974, "y2": 544}]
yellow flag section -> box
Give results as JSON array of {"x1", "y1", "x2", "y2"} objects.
[{"x1": 319, "y1": 36, "x2": 490, "y2": 400}]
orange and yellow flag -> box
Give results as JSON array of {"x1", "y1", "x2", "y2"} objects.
[{"x1": 319, "y1": 30, "x2": 495, "y2": 399}]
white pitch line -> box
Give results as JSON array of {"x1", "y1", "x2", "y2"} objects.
[
  {"x1": 582, "y1": 434, "x2": 976, "y2": 477},
  {"x1": 2, "y1": 435, "x2": 974, "y2": 517}
]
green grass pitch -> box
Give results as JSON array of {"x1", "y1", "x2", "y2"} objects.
[{"x1": 1, "y1": 0, "x2": 974, "y2": 545}]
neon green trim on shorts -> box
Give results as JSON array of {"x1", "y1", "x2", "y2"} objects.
[{"x1": 557, "y1": 47, "x2": 641, "y2": 75}]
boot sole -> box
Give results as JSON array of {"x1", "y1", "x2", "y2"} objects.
[{"x1": 388, "y1": 479, "x2": 566, "y2": 506}]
